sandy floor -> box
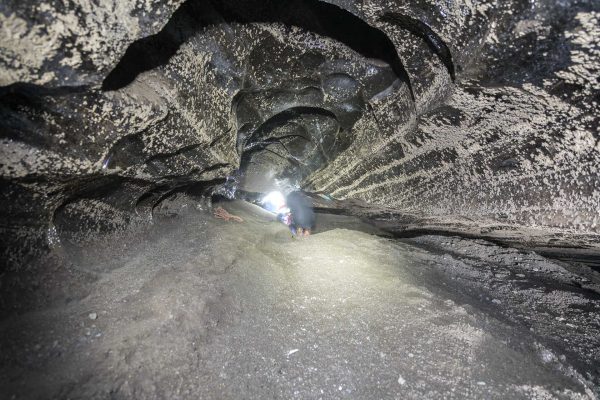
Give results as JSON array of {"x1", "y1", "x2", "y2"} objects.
[{"x1": 1, "y1": 201, "x2": 599, "y2": 399}]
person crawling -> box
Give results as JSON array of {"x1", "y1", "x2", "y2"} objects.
[{"x1": 285, "y1": 191, "x2": 315, "y2": 237}]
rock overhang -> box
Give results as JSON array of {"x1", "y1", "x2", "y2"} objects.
[{"x1": 0, "y1": 0, "x2": 599, "y2": 271}]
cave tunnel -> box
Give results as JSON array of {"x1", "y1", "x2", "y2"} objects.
[{"x1": 0, "y1": 0, "x2": 599, "y2": 398}]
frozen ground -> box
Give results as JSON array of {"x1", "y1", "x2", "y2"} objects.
[{"x1": 1, "y1": 201, "x2": 599, "y2": 399}]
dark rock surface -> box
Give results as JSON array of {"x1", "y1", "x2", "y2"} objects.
[{"x1": 0, "y1": 0, "x2": 598, "y2": 318}]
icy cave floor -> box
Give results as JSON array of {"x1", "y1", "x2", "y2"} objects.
[{"x1": 1, "y1": 201, "x2": 599, "y2": 399}]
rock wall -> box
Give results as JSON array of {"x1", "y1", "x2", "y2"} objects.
[
  {"x1": 1, "y1": 0, "x2": 599, "y2": 271},
  {"x1": 306, "y1": 0, "x2": 600, "y2": 234}
]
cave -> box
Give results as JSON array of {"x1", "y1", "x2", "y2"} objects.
[{"x1": 1, "y1": 0, "x2": 599, "y2": 398}]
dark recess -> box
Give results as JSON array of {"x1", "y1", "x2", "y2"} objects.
[
  {"x1": 244, "y1": 106, "x2": 339, "y2": 148},
  {"x1": 380, "y1": 12, "x2": 456, "y2": 80}
]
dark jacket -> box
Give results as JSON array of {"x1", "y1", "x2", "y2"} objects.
[{"x1": 286, "y1": 191, "x2": 315, "y2": 230}]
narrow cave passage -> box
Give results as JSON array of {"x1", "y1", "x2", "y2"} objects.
[{"x1": 1, "y1": 0, "x2": 600, "y2": 399}]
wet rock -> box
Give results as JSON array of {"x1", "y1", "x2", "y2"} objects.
[
  {"x1": 0, "y1": 0, "x2": 599, "y2": 298},
  {"x1": 0, "y1": 0, "x2": 185, "y2": 87}
]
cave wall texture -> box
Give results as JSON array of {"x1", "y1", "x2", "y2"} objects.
[{"x1": 0, "y1": 0, "x2": 599, "y2": 271}]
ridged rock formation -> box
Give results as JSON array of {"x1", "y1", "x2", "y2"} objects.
[{"x1": 1, "y1": 0, "x2": 599, "y2": 272}]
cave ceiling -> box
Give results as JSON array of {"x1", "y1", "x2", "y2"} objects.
[{"x1": 0, "y1": 0, "x2": 599, "y2": 268}]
